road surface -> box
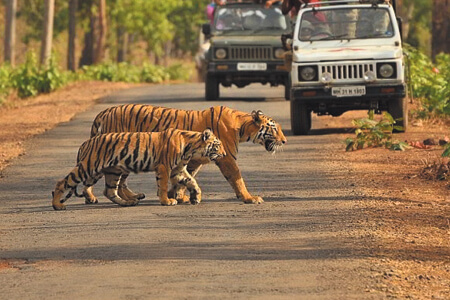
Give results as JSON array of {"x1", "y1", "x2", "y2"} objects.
[{"x1": 0, "y1": 83, "x2": 379, "y2": 299}]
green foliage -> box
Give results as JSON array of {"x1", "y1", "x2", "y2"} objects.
[
  {"x1": 405, "y1": 45, "x2": 450, "y2": 118},
  {"x1": 79, "y1": 62, "x2": 190, "y2": 83},
  {"x1": 403, "y1": 0, "x2": 432, "y2": 55},
  {"x1": 345, "y1": 111, "x2": 409, "y2": 151},
  {"x1": 9, "y1": 53, "x2": 67, "y2": 98},
  {"x1": 81, "y1": 62, "x2": 140, "y2": 83},
  {"x1": 442, "y1": 144, "x2": 450, "y2": 158},
  {"x1": 18, "y1": 0, "x2": 69, "y2": 44},
  {"x1": 166, "y1": 64, "x2": 192, "y2": 81},
  {"x1": 0, "y1": 65, "x2": 13, "y2": 105},
  {"x1": 140, "y1": 64, "x2": 169, "y2": 83}
]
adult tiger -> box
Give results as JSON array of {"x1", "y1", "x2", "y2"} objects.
[
  {"x1": 89, "y1": 104, "x2": 287, "y2": 204},
  {"x1": 52, "y1": 128, "x2": 225, "y2": 210}
]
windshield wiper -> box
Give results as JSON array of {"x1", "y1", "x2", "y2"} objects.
[
  {"x1": 311, "y1": 34, "x2": 348, "y2": 41},
  {"x1": 357, "y1": 33, "x2": 389, "y2": 39}
]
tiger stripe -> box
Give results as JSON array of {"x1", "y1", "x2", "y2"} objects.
[{"x1": 52, "y1": 128, "x2": 225, "y2": 210}]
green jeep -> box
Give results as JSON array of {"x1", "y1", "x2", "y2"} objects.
[{"x1": 202, "y1": 2, "x2": 292, "y2": 100}]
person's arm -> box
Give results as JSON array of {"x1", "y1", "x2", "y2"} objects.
[
  {"x1": 265, "y1": 0, "x2": 283, "y2": 8},
  {"x1": 281, "y1": 0, "x2": 293, "y2": 15}
]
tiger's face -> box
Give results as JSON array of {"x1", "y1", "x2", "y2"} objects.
[
  {"x1": 202, "y1": 129, "x2": 226, "y2": 161},
  {"x1": 251, "y1": 111, "x2": 287, "y2": 154}
]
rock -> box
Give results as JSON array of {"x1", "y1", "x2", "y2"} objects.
[{"x1": 423, "y1": 138, "x2": 437, "y2": 145}]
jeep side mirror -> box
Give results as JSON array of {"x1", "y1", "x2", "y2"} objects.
[{"x1": 202, "y1": 23, "x2": 211, "y2": 36}]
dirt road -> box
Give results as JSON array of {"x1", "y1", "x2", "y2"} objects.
[{"x1": 0, "y1": 83, "x2": 447, "y2": 299}]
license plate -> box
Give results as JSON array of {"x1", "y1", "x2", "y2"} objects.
[
  {"x1": 237, "y1": 63, "x2": 267, "y2": 71},
  {"x1": 332, "y1": 86, "x2": 366, "y2": 97}
]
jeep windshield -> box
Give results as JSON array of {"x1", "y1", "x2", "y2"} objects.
[
  {"x1": 298, "y1": 7, "x2": 394, "y2": 41},
  {"x1": 213, "y1": 6, "x2": 289, "y2": 35}
]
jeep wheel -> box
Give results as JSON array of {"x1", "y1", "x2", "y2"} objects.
[
  {"x1": 290, "y1": 101, "x2": 311, "y2": 135},
  {"x1": 388, "y1": 97, "x2": 408, "y2": 132},
  {"x1": 205, "y1": 75, "x2": 219, "y2": 101}
]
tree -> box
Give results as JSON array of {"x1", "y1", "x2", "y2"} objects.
[
  {"x1": 40, "y1": 0, "x2": 55, "y2": 66},
  {"x1": 4, "y1": 0, "x2": 17, "y2": 66},
  {"x1": 432, "y1": 0, "x2": 450, "y2": 60},
  {"x1": 94, "y1": 0, "x2": 107, "y2": 63},
  {"x1": 79, "y1": 0, "x2": 95, "y2": 67},
  {"x1": 68, "y1": 0, "x2": 78, "y2": 71}
]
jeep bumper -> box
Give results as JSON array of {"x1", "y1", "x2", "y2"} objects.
[
  {"x1": 207, "y1": 61, "x2": 288, "y2": 87},
  {"x1": 290, "y1": 84, "x2": 406, "y2": 115}
]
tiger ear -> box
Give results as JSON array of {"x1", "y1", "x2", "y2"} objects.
[
  {"x1": 202, "y1": 128, "x2": 212, "y2": 141},
  {"x1": 251, "y1": 110, "x2": 263, "y2": 122}
]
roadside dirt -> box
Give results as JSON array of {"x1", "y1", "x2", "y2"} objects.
[{"x1": 0, "y1": 82, "x2": 448, "y2": 298}]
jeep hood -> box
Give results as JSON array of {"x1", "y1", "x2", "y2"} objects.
[
  {"x1": 211, "y1": 35, "x2": 283, "y2": 46},
  {"x1": 293, "y1": 44, "x2": 403, "y2": 62}
]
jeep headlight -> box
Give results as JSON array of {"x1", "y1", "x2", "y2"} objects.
[
  {"x1": 320, "y1": 72, "x2": 333, "y2": 84},
  {"x1": 215, "y1": 48, "x2": 227, "y2": 59},
  {"x1": 364, "y1": 70, "x2": 376, "y2": 82},
  {"x1": 377, "y1": 63, "x2": 395, "y2": 78},
  {"x1": 299, "y1": 66, "x2": 317, "y2": 81},
  {"x1": 274, "y1": 48, "x2": 284, "y2": 59}
]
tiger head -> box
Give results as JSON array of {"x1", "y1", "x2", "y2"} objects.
[
  {"x1": 250, "y1": 110, "x2": 287, "y2": 153},
  {"x1": 201, "y1": 129, "x2": 226, "y2": 162}
]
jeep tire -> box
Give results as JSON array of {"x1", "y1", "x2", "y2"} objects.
[
  {"x1": 388, "y1": 96, "x2": 408, "y2": 132},
  {"x1": 290, "y1": 101, "x2": 311, "y2": 135},
  {"x1": 205, "y1": 74, "x2": 219, "y2": 101}
]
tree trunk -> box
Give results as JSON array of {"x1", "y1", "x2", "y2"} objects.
[
  {"x1": 68, "y1": 0, "x2": 78, "y2": 71},
  {"x1": 432, "y1": 0, "x2": 450, "y2": 60},
  {"x1": 94, "y1": 0, "x2": 107, "y2": 64},
  {"x1": 4, "y1": 0, "x2": 17, "y2": 66},
  {"x1": 79, "y1": 15, "x2": 95, "y2": 67},
  {"x1": 116, "y1": 27, "x2": 128, "y2": 63},
  {"x1": 40, "y1": 0, "x2": 55, "y2": 66}
]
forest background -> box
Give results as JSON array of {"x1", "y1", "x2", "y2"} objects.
[{"x1": 0, "y1": 0, "x2": 448, "y2": 120}]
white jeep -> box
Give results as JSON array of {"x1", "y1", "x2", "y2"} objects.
[{"x1": 289, "y1": 0, "x2": 407, "y2": 135}]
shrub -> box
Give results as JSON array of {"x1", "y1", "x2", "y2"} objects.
[
  {"x1": 405, "y1": 45, "x2": 450, "y2": 118},
  {"x1": 140, "y1": 63, "x2": 169, "y2": 83},
  {"x1": 0, "y1": 65, "x2": 12, "y2": 105},
  {"x1": 345, "y1": 111, "x2": 409, "y2": 151},
  {"x1": 9, "y1": 53, "x2": 67, "y2": 98}
]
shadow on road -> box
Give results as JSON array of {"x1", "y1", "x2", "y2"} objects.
[{"x1": 283, "y1": 127, "x2": 356, "y2": 137}]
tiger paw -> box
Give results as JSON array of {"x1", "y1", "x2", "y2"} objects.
[
  {"x1": 168, "y1": 190, "x2": 189, "y2": 204},
  {"x1": 160, "y1": 198, "x2": 178, "y2": 206},
  {"x1": 178, "y1": 195, "x2": 191, "y2": 204},
  {"x1": 118, "y1": 199, "x2": 140, "y2": 207},
  {"x1": 243, "y1": 196, "x2": 264, "y2": 204},
  {"x1": 52, "y1": 202, "x2": 67, "y2": 211},
  {"x1": 84, "y1": 196, "x2": 98, "y2": 204},
  {"x1": 190, "y1": 196, "x2": 202, "y2": 205},
  {"x1": 118, "y1": 188, "x2": 145, "y2": 201}
]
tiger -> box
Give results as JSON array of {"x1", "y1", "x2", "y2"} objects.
[
  {"x1": 52, "y1": 128, "x2": 225, "y2": 210},
  {"x1": 87, "y1": 104, "x2": 287, "y2": 205}
]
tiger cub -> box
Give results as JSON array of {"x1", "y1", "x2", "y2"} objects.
[{"x1": 52, "y1": 128, "x2": 225, "y2": 210}]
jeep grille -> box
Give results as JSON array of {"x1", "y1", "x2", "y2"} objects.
[
  {"x1": 229, "y1": 46, "x2": 272, "y2": 60},
  {"x1": 321, "y1": 63, "x2": 375, "y2": 81}
]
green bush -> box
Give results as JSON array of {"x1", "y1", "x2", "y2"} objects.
[
  {"x1": 140, "y1": 63, "x2": 169, "y2": 83},
  {"x1": 9, "y1": 53, "x2": 67, "y2": 98},
  {"x1": 166, "y1": 63, "x2": 192, "y2": 81},
  {"x1": 0, "y1": 65, "x2": 12, "y2": 105},
  {"x1": 81, "y1": 62, "x2": 141, "y2": 83},
  {"x1": 345, "y1": 110, "x2": 409, "y2": 151},
  {"x1": 80, "y1": 62, "x2": 190, "y2": 83},
  {"x1": 405, "y1": 45, "x2": 450, "y2": 118},
  {"x1": 0, "y1": 54, "x2": 191, "y2": 105}
]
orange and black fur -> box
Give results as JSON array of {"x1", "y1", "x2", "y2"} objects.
[
  {"x1": 88, "y1": 104, "x2": 286, "y2": 204},
  {"x1": 52, "y1": 128, "x2": 225, "y2": 210}
]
